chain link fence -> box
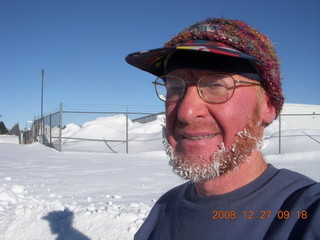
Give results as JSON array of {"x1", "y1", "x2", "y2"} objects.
[
  {"x1": 22, "y1": 104, "x2": 320, "y2": 154},
  {"x1": 263, "y1": 113, "x2": 320, "y2": 155},
  {"x1": 43, "y1": 111, "x2": 62, "y2": 150},
  {"x1": 22, "y1": 104, "x2": 165, "y2": 153}
]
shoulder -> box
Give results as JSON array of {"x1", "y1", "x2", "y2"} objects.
[
  {"x1": 271, "y1": 166, "x2": 318, "y2": 189},
  {"x1": 277, "y1": 167, "x2": 317, "y2": 182},
  {"x1": 273, "y1": 166, "x2": 320, "y2": 208}
]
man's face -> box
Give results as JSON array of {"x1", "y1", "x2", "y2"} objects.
[{"x1": 165, "y1": 68, "x2": 269, "y2": 182}]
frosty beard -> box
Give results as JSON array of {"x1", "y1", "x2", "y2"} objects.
[{"x1": 163, "y1": 105, "x2": 264, "y2": 182}]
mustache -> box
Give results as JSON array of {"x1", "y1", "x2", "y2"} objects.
[{"x1": 175, "y1": 120, "x2": 220, "y2": 132}]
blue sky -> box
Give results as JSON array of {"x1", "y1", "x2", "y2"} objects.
[{"x1": 1, "y1": 0, "x2": 319, "y2": 129}]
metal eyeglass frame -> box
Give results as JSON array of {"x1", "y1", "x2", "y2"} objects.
[{"x1": 152, "y1": 73, "x2": 262, "y2": 104}]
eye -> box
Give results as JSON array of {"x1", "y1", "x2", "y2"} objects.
[
  {"x1": 205, "y1": 84, "x2": 227, "y2": 96},
  {"x1": 199, "y1": 74, "x2": 233, "y2": 100},
  {"x1": 203, "y1": 79, "x2": 227, "y2": 89},
  {"x1": 155, "y1": 75, "x2": 185, "y2": 102},
  {"x1": 205, "y1": 82, "x2": 226, "y2": 88},
  {"x1": 166, "y1": 79, "x2": 183, "y2": 95}
]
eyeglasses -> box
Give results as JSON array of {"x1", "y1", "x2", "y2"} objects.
[{"x1": 152, "y1": 73, "x2": 262, "y2": 104}]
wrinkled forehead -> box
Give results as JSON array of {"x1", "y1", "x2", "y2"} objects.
[{"x1": 165, "y1": 51, "x2": 259, "y2": 76}]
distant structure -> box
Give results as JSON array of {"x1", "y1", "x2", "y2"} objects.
[
  {"x1": 0, "y1": 121, "x2": 8, "y2": 135},
  {"x1": 133, "y1": 112, "x2": 165, "y2": 123},
  {"x1": 8, "y1": 123, "x2": 20, "y2": 136}
]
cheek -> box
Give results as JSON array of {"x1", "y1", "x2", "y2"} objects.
[
  {"x1": 216, "y1": 93, "x2": 261, "y2": 144},
  {"x1": 165, "y1": 103, "x2": 178, "y2": 145},
  {"x1": 230, "y1": 90, "x2": 260, "y2": 120}
]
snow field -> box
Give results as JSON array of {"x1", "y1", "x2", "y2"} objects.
[
  {"x1": 0, "y1": 103, "x2": 319, "y2": 239},
  {"x1": 0, "y1": 138, "x2": 182, "y2": 240}
]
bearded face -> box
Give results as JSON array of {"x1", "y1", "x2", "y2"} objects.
[{"x1": 164, "y1": 70, "x2": 266, "y2": 182}]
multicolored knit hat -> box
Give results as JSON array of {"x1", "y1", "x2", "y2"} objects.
[{"x1": 126, "y1": 18, "x2": 284, "y2": 116}]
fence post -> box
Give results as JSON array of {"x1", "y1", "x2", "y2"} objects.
[
  {"x1": 19, "y1": 130, "x2": 21, "y2": 144},
  {"x1": 49, "y1": 114, "x2": 52, "y2": 146},
  {"x1": 278, "y1": 114, "x2": 281, "y2": 155},
  {"x1": 41, "y1": 117, "x2": 44, "y2": 144},
  {"x1": 126, "y1": 106, "x2": 129, "y2": 154},
  {"x1": 59, "y1": 103, "x2": 63, "y2": 151}
]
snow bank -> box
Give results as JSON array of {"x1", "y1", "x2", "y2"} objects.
[{"x1": 61, "y1": 115, "x2": 164, "y2": 153}]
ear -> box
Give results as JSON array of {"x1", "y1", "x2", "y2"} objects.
[{"x1": 260, "y1": 93, "x2": 277, "y2": 126}]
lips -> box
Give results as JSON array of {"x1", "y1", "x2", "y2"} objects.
[
  {"x1": 176, "y1": 131, "x2": 221, "y2": 154},
  {"x1": 179, "y1": 128, "x2": 220, "y2": 141},
  {"x1": 175, "y1": 121, "x2": 220, "y2": 144},
  {"x1": 183, "y1": 134, "x2": 218, "y2": 141}
]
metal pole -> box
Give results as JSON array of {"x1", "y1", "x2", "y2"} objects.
[
  {"x1": 59, "y1": 103, "x2": 63, "y2": 151},
  {"x1": 41, "y1": 69, "x2": 44, "y2": 144},
  {"x1": 49, "y1": 114, "x2": 52, "y2": 146},
  {"x1": 126, "y1": 106, "x2": 129, "y2": 154}
]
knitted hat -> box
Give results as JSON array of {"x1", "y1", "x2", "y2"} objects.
[{"x1": 126, "y1": 18, "x2": 284, "y2": 116}]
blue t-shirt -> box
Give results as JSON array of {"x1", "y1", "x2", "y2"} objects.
[{"x1": 135, "y1": 165, "x2": 320, "y2": 240}]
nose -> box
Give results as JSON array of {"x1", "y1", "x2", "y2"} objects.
[{"x1": 176, "y1": 85, "x2": 209, "y2": 124}]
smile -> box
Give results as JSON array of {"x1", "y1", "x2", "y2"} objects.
[{"x1": 183, "y1": 134, "x2": 218, "y2": 141}]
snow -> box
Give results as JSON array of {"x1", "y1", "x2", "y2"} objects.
[
  {"x1": 0, "y1": 104, "x2": 319, "y2": 239},
  {"x1": 61, "y1": 115, "x2": 165, "y2": 153}
]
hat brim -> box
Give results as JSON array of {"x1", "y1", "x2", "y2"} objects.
[{"x1": 125, "y1": 40, "x2": 262, "y2": 76}]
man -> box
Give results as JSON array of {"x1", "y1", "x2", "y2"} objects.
[{"x1": 126, "y1": 18, "x2": 320, "y2": 239}]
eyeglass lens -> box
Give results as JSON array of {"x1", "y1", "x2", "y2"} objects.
[{"x1": 155, "y1": 74, "x2": 235, "y2": 103}]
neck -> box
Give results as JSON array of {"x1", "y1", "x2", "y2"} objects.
[{"x1": 194, "y1": 150, "x2": 267, "y2": 196}]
